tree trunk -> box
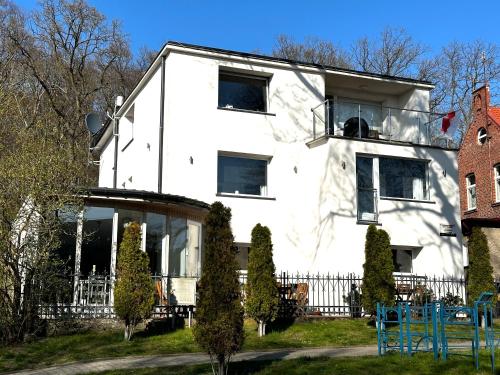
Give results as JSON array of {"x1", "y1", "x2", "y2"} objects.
[
  {"x1": 124, "y1": 323, "x2": 131, "y2": 341},
  {"x1": 217, "y1": 354, "x2": 226, "y2": 375},
  {"x1": 258, "y1": 320, "x2": 266, "y2": 337}
]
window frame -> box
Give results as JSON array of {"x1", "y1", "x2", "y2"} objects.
[
  {"x1": 466, "y1": 173, "x2": 477, "y2": 210},
  {"x1": 494, "y1": 164, "x2": 500, "y2": 203},
  {"x1": 216, "y1": 152, "x2": 271, "y2": 198},
  {"x1": 477, "y1": 127, "x2": 488, "y2": 145},
  {"x1": 218, "y1": 70, "x2": 270, "y2": 113},
  {"x1": 121, "y1": 104, "x2": 135, "y2": 151}
]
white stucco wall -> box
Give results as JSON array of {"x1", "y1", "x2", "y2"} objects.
[{"x1": 98, "y1": 48, "x2": 464, "y2": 277}]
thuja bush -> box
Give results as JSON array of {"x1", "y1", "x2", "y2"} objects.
[
  {"x1": 246, "y1": 223, "x2": 279, "y2": 337},
  {"x1": 193, "y1": 202, "x2": 244, "y2": 375},
  {"x1": 361, "y1": 224, "x2": 395, "y2": 315},
  {"x1": 114, "y1": 222, "x2": 154, "y2": 341},
  {"x1": 467, "y1": 227, "x2": 495, "y2": 306}
]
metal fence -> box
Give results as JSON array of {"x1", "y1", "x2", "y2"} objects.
[
  {"x1": 39, "y1": 272, "x2": 473, "y2": 319},
  {"x1": 240, "y1": 272, "x2": 468, "y2": 317}
]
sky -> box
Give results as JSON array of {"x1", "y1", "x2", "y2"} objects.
[{"x1": 13, "y1": 0, "x2": 500, "y2": 57}]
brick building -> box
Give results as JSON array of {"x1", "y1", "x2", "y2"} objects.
[{"x1": 458, "y1": 85, "x2": 500, "y2": 276}]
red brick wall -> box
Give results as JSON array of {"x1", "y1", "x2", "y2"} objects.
[{"x1": 458, "y1": 85, "x2": 500, "y2": 222}]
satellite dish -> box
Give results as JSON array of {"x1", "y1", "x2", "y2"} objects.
[{"x1": 85, "y1": 113, "x2": 102, "y2": 135}]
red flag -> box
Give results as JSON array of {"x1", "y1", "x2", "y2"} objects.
[{"x1": 441, "y1": 111, "x2": 457, "y2": 135}]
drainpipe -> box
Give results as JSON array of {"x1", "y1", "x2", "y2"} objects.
[
  {"x1": 158, "y1": 55, "x2": 166, "y2": 194},
  {"x1": 112, "y1": 117, "x2": 119, "y2": 189}
]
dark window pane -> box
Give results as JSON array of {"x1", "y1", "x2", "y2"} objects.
[
  {"x1": 168, "y1": 217, "x2": 187, "y2": 276},
  {"x1": 236, "y1": 245, "x2": 250, "y2": 270},
  {"x1": 55, "y1": 208, "x2": 78, "y2": 276},
  {"x1": 218, "y1": 156, "x2": 267, "y2": 195},
  {"x1": 218, "y1": 73, "x2": 267, "y2": 112},
  {"x1": 81, "y1": 207, "x2": 114, "y2": 276},
  {"x1": 146, "y1": 213, "x2": 165, "y2": 275},
  {"x1": 380, "y1": 158, "x2": 427, "y2": 200},
  {"x1": 392, "y1": 249, "x2": 412, "y2": 273}
]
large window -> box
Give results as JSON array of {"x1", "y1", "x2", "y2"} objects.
[
  {"x1": 218, "y1": 71, "x2": 267, "y2": 112},
  {"x1": 218, "y1": 155, "x2": 268, "y2": 196},
  {"x1": 495, "y1": 165, "x2": 500, "y2": 203},
  {"x1": 466, "y1": 174, "x2": 477, "y2": 210},
  {"x1": 146, "y1": 213, "x2": 166, "y2": 275},
  {"x1": 168, "y1": 218, "x2": 200, "y2": 277},
  {"x1": 81, "y1": 207, "x2": 114, "y2": 276},
  {"x1": 55, "y1": 208, "x2": 78, "y2": 275},
  {"x1": 380, "y1": 157, "x2": 428, "y2": 200}
]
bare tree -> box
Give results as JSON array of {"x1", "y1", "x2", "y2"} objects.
[
  {"x1": 4, "y1": 0, "x2": 137, "y2": 161},
  {"x1": 272, "y1": 34, "x2": 352, "y2": 69},
  {"x1": 352, "y1": 27, "x2": 427, "y2": 77}
]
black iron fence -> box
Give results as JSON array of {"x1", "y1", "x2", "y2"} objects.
[{"x1": 38, "y1": 272, "x2": 482, "y2": 319}]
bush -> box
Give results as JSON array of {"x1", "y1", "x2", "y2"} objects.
[
  {"x1": 113, "y1": 222, "x2": 154, "y2": 341},
  {"x1": 467, "y1": 227, "x2": 495, "y2": 305},
  {"x1": 246, "y1": 224, "x2": 280, "y2": 337},
  {"x1": 193, "y1": 202, "x2": 244, "y2": 375},
  {"x1": 442, "y1": 292, "x2": 463, "y2": 307},
  {"x1": 361, "y1": 225, "x2": 395, "y2": 315}
]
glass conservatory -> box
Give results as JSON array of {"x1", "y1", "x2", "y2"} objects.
[{"x1": 57, "y1": 188, "x2": 209, "y2": 309}]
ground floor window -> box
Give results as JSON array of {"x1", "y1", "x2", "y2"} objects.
[
  {"x1": 392, "y1": 248, "x2": 413, "y2": 273},
  {"x1": 81, "y1": 206, "x2": 114, "y2": 276},
  {"x1": 146, "y1": 213, "x2": 166, "y2": 275},
  {"x1": 235, "y1": 243, "x2": 250, "y2": 271}
]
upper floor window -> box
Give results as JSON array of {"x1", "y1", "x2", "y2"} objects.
[
  {"x1": 121, "y1": 104, "x2": 135, "y2": 150},
  {"x1": 466, "y1": 174, "x2": 477, "y2": 210},
  {"x1": 477, "y1": 128, "x2": 487, "y2": 145},
  {"x1": 218, "y1": 71, "x2": 268, "y2": 112},
  {"x1": 495, "y1": 165, "x2": 500, "y2": 203},
  {"x1": 217, "y1": 154, "x2": 268, "y2": 196},
  {"x1": 379, "y1": 157, "x2": 428, "y2": 200}
]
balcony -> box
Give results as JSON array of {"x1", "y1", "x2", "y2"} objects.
[{"x1": 311, "y1": 99, "x2": 452, "y2": 148}]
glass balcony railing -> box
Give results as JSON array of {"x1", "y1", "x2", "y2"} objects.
[{"x1": 312, "y1": 99, "x2": 453, "y2": 148}]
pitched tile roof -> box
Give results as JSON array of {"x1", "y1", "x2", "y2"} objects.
[{"x1": 489, "y1": 107, "x2": 500, "y2": 125}]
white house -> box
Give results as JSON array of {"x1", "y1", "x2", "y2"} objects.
[{"x1": 65, "y1": 41, "x2": 465, "y2": 308}]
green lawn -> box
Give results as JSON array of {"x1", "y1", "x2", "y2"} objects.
[
  {"x1": 91, "y1": 352, "x2": 500, "y2": 375},
  {"x1": 0, "y1": 318, "x2": 377, "y2": 373}
]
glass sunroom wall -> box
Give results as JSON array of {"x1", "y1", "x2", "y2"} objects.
[
  {"x1": 81, "y1": 206, "x2": 114, "y2": 276},
  {"x1": 55, "y1": 208, "x2": 78, "y2": 275},
  {"x1": 146, "y1": 213, "x2": 166, "y2": 275}
]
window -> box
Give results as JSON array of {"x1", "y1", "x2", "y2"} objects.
[
  {"x1": 380, "y1": 157, "x2": 428, "y2": 200},
  {"x1": 466, "y1": 174, "x2": 477, "y2": 210},
  {"x1": 121, "y1": 104, "x2": 134, "y2": 149},
  {"x1": 356, "y1": 156, "x2": 377, "y2": 222},
  {"x1": 218, "y1": 71, "x2": 267, "y2": 112},
  {"x1": 218, "y1": 155, "x2": 268, "y2": 196},
  {"x1": 81, "y1": 207, "x2": 114, "y2": 276},
  {"x1": 235, "y1": 244, "x2": 250, "y2": 271},
  {"x1": 392, "y1": 249, "x2": 413, "y2": 273},
  {"x1": 477, "y1": 127, "x2": 487, "y2": 145},
  {"x1": 146, "y1": 213, "x2": 166, "y2": 275},
  {"x1": 495, "y1": 165, "x2": 500, "y2": 202}
]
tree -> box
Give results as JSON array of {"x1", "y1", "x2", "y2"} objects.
[
  {"x1": 272, "y1": 34, "x2": 352, "y2": 69},
  {"x1": 246, "y1": 224, "x2": 279, "y2": 337},
  {"x1": 113, "y1": 221, "x2": 154, "y2": 341},
  {"x1": 193, "y1": 202, "x2": 244, "y2": 375},
  {"x1": 352, "y1": 27, "x2": 426, "y2": 77},
  {"x1": 467, "y1": 227, "x2": 495, "y2": 306},
  {"x1": 361, "y1": 225, "x2": 395, "y2": 315},
  {"x1": 0, "y1": 121, "x2": 87, "y2": 344}
]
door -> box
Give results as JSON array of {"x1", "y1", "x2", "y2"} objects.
[{"x1": 356, "y1": 156, "x2": 377, "y2": 222}]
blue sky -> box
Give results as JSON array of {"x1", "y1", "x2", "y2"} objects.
[{"x1": 14, "y1": 0, "x2": 500, "y2": 56}]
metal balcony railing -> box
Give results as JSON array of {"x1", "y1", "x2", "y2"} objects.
[
  {"x1": 312, "y1": 99, "x2": 452, "y2": 148},
  {"x1": 357, "y1": 188, "x2": 378, "y2": 223}
]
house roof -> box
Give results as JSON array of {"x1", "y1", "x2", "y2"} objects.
[
  {"x1": 488, "y1": 107, "x2": 500, "y2": 125},
  {"x1": 82, "y1": 187, "x2": 210, "y2": 211}
]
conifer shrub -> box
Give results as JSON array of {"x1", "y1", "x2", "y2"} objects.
[
  {"x1": 361, "y1": 224, "x2": 395, "y2": 315},
  {"x1": 113, "y1": 222, "x2": 154, "y2": 341},
  {"x1": 193, "y1": 202, "x2": 244, "y2": 375},
  {"x1": 467, "y1": 227, "x2": 495, "y2": 306},
  {"x1": 246, "y1": 223, "x2": 279, "y2": 337}
]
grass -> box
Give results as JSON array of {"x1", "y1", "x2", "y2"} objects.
[
  {"x1": 0, "y1": 318, "x2": 377, "y2": 373},
  {"x1": 90, "y1": 352, "x2": 500, "y2": 375}
]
